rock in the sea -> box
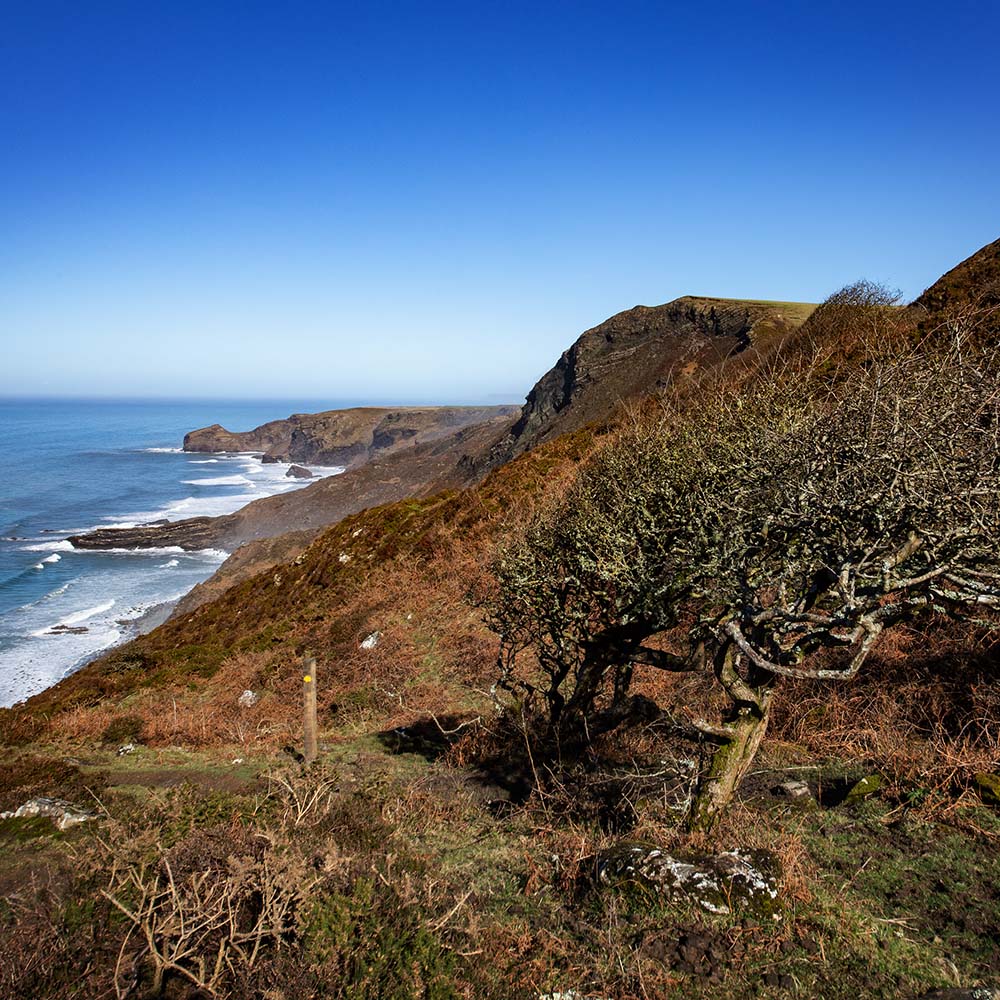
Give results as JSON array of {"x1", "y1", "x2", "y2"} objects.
[
  {"x1": 360, "y1": 630, "x2": 381, "y2": 650},
  {"x1": 973, "y1": 772, "x2": 1000, "y2": 807},
  {"x1": 238, "y1": 689, "x2": 259, "y2": 708},
  {"x1": 0, "y1": 797, "x2": 97, "y2": 831},
  {"x1": 592, "y1": 843, "x2": 780, "y2": 916},
  {"x1": 261, "y1": 453, "x2": 283, "y2": 464},
  {"x1": 286, "y1": 464, "x2": 313, "y2": 478}
]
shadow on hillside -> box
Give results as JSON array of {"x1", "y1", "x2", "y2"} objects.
[{"x1": 377, "y1": 716, "x2": 535, "y2": 809}]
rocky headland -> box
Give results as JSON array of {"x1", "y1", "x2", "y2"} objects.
[{"x1": 183, "y1": 405, "x2": 517, "y2": 466}]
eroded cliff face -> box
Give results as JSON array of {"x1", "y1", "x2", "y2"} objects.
[
  {"x1": 483, "y1": 296, "x2": 815, "y2": 469},
  {"x1": 183, "y1": 406, "x2": 518, "y2": 466}
]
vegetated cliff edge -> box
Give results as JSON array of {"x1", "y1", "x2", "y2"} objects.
[
  {"x1": 481, "y1": 296, "x2": 816, "y2": 469},
  {"x1": 184, "y1": 405, "x2": 517, "y2": 467},
  {"x1": 911, "y1": 235, "x2": 1000, "y2": 332}
]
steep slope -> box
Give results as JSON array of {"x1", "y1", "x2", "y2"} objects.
[
  {"x1": 184, "y1": 405, "x2": 517, "y2": 466},
  {"x1": 483, "y1": 296, "x2": 816, "y2": 469},
  {"x1": 912, "y1": 236, "x2": 1000, "y2": 332}
]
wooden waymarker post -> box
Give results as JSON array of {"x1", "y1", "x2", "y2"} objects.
[{"x1": 302, "y1": 656, "x2": 318, "y2": 766}]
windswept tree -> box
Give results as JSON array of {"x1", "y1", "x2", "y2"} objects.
[{"x1": 488, "y1": 286, "x2": 1000, "y2": 831}]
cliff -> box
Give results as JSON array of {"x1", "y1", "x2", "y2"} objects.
[
  {"x1": 69, "y1": 414, "x2": 513, "y2": 563},
  {"x1": 183, "y1": 405, "x2": 517, "y2": 466},
  {"x1": 483, "y1": 296, "x2": 816, "y2": 469}
]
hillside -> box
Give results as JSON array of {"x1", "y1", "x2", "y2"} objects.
[
  {"x1": 68, "y1": 298, "x2": 815, "y2": 582},
  {"x1": 483, "y1": 296, "x2": 816, "y2": 469},
  {"x1": 2, "y1": 245, "x2": 999, "y2": 1000},
  {"x1": 913, "y1": 236, "x2": 1000, "y2": 327}
]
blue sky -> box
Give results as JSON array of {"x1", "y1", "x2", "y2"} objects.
[{"x1": 2, "y1": 1, "x2": 998, "y2": 402}]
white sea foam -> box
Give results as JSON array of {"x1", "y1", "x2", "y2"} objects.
[
  {"x1": 32, "y1": 599, "x2": 117, "y2": 636},
  {"x1": 96, "y1": 545, "x2": 187, "y2": 555},
  {"x1": 192, "y1": 548, "x2": 229, "y2": 561},
  {"x1": 141, "y1": 447, "x2": 182, "y2": 453},
  {"x1": 21, "y1": 539, "x2": 76, "y2": 552},
  {"x1": 42, "y1": 553, "x2": 61, "y2": 564},
  {"x1": 32, "y1": 562, "x2": 44, "y2": 570},
  {"x1": 158, "y1": 559, "x2": 180, "y2": 568},
  {"x1": 181, "y1": 474, "x2": 254, "y2": 486},
  {"x1": 190, "y1": 459, "x2": 220, "y2": 464}
]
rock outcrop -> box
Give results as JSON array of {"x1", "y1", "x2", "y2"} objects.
[
  {"x1": 184, "y1": 406, "x2": 518, "y2": 467},
  {"x1": 69, "y1": 516, "x2": 225, "y2": 551},
  {"x1": 482, "y1": 296, "x2": 815, "y2": 470},
  {"x1": 591, "y1": 843, "x2": 781, "y2": 916},
  {"x1": 285, "y1": 465, "x2": 313, "y2": 478}
]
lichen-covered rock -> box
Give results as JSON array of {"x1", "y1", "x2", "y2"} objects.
[
  {"x1": 844, "y1": 774, "x2": 882, "y2": 802},
  {"x1": 0, "y1": 797, "x2": 97, "y2": 831},
  {"x1": 773, "y1": 779, "x2": 816, "y2": 808},
  {"x1": 237, "y1": 689, "x2": 259, "y2": 708},
  {"x1": 917, "y1": 989, "x2": 997, "y2": 999},
  {"x1": 360, "y1": 630, "x2": 381, "y2": 650},
  {"x1": 973, "y1": 772, "x2": 1000, "y2": 807},
  {"x1": 592, "y1": 843, "x2": 780, "y2": 916}
]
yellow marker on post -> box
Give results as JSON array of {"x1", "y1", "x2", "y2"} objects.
[{"x1": 302, "y1": 657, "x2": 318, "y2": 766}]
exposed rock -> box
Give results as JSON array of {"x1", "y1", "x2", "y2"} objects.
[
  {"x1": 285, "y1": 465, "x2": 313, "y2": 479},
  {"x1": 592, "y1": 843, "x2": 780, "y2": 916},
  {"x1": 360, "y1": 631, "x2": 381, "y2": 650},
  {"x1": 69, "y1": 516, "x2": 224, "y2": 551},
  {"x1": 917, "y1": 990, "x2": 998, "y2": 1000},
  {"x1": 844, "y1": 774, "x2": 882, "y2": 803},
  {"x1": 184, "y1": 406, "x2": 518, "y2": 467},
  {"x1": 117, "y1": 743, "x2": 136, "y2": 756},
  {"x1": 67, "y1": 413, "x2": 516, "y2": 561},
  {"x1": 237, "y1": 689, "x2": 259, "y2": 708},
  {"x1": 973, "y1": 772, "x2": 1000, "y2": 807},
  {"x1": 773, "y1": 779, "x2": 816, "y2": 808},
  {"x1": 261, "y1": 454, "x2": 282, "y2": 464},
  {"x1": 0, "y1": 797, "x2": 97, "y2": 831},
  {"x1": 482, "y1": 297, "x2": 816, "y2": 472}
]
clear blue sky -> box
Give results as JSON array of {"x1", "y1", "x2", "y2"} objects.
[{"x1": 2, "y1": 1, "x2": 998, "y2": 402}]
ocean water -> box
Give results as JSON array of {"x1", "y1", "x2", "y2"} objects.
[{"x1": 0, "y1": 398, "x2": 346, "y2": 708}]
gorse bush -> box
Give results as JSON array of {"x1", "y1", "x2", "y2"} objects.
[{"x1": 489, "y1": 284, "x2": 1000, "y2": 830}]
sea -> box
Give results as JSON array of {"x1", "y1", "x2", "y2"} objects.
[{"x1": 0, "y1": 397, "x2": 347, "y2": 708}]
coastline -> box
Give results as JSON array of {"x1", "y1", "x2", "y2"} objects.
[{"x1": 128, "y1": 595, "x2": 182, "y2": 636}]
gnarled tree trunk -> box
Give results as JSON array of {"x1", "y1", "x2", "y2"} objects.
[{"x1": 687, "y1": 643, "x2": 773, "y2": 833}]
